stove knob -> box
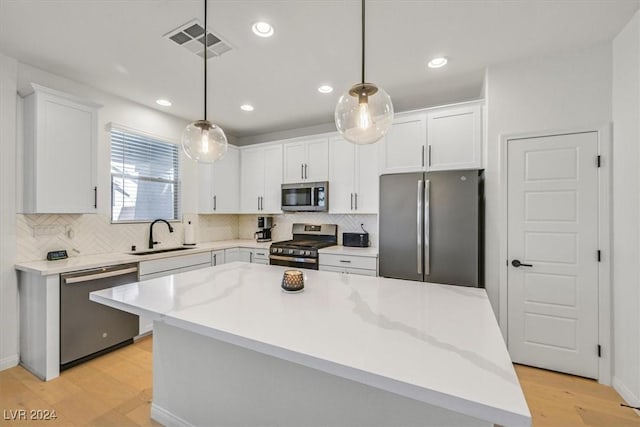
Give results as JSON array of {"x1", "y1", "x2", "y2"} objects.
[
  {"x1": 277, "y1": 248, "x2": 282, "y2": 253},
  {"x1": 288, "y1": 249, "x2": 294, "y2": 255},
  {"x1": 305, "y1": 250, "x2": 311, "y2": 256}
]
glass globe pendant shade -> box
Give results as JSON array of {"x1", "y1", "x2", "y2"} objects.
[
  {"x1": 335, "y1": 82, "x2": 394, "y2": 145},
  {"x1": 182, "y1": 119, "x2": 228, "y2": 163}
]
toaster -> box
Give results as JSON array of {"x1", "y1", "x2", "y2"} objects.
[{"x1": 343, "y1": 232, "x2": 369, "y2": 248}]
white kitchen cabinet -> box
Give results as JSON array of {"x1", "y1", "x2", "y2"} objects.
[
  {"x1": 225, "y1": 248, "x2": 240, "y2": 263},
  {"x1": 198, "y1": 146, "x2": 240, "y2": 213},
  {"x1": 427, "y1": 103, "x2": 482, "y2": 170},
  {"x1": 379, "y1": 112, "x2": 427, "y2": 175},
  {"x1": 240, "y1": 144, "x2": 283, "y2": 213},
  {"x1": 283, "y1": 137, "x2": 329, "y2": 183},
  {"x1": 251, "y1": 248, "x2": 270, "y2": 265},
  {"x1": 211, "y1": 250, "x2": 225, "y2": 266},
  {"x1": 319, "y1": 253, "x2": 377, "y2": 276},
  {"x1": 238, "y1": 248, "x2": 252, "y2": 262},
  {"x1": 20, "y1": 84, "x2": 100, "y2": 213},
  {"x1": 329, "y1": 136, "x2": 379, "y2": 214}
]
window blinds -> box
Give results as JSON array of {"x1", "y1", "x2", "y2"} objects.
[{"x1": 110, "y1": 128, "x2": 180, "y2": 222}]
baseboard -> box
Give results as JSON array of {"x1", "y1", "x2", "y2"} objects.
[
  {"x1": 150, "y1": 403, "x2": 194, "y2": 427},
  {"x1": 613, "y1": 376, "x2": 640, "y2": 415},
  {"x1": 0, "y1": 354, "x2": 19, "y2": 371}
]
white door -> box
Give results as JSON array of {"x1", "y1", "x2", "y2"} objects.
[
  {"x1": 262, "y1": 145, "x2": 283, "y2": 213},
  {"x1": 507, "y1": 131, "x2": 599, "y2": 379},
  {"x1": 212, "y1": 146, "x2": 239, "y2": 212},
  {"x1": 427, "y1": 104, "x2": 481, "y2": 171},
  {"x1": 197, "y1": 163, "x2": 214, "y2": 213},
  {"x1": 355, "y1": 143, "x2": 379, "y2": 213},
  {"x1": 305, "y1": 138, "x2": 329, "y2": 182},
  {"x1": 379, "y1": 112, "x2": 426, "y2": 174},
  {"x1": 283, "y1": 142, "x2": 306, "y2": 183},
  {"x1": 240, "y1": 147, "x2": 264, "y2": 213},
  {"x1": 329, "y1": 136, "x2": 355, "y2": 213}
]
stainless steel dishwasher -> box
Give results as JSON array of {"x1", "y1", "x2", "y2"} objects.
[{"x1": 60, "y1": 263, "x2": 139, "y2": 370}]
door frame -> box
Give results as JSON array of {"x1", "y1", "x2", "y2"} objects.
[{"x1": 498, "y1": 125, "x2": 612, "y2": 384}]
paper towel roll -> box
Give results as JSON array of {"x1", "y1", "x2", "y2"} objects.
[{"x1": 184, "y1": 221, "x2": 196, "y2": 245}]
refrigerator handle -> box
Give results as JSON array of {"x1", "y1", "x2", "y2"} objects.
[
  {"x1": 417, "y1": 179, "x2": 423, "y2": 274},
  {"x1": 425, "y1": 179, "x2": 431, "y2": 275}
]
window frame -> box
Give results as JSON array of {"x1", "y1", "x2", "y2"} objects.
[{"x1": 108, "y1": 124, "x2": 182, "y2": 224}]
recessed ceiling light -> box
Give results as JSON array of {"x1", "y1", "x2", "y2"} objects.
[
  {"x1": 252, "y1": 21, "x2": 274, "y2": 38},
  {"x1": 427, "y1": 57, "x2": 448, "y2": 69},
  {"x1": 318, "y1": 85, "x2": 333, "y2": 94},
  {"x1": 156, "y1": 99, "x2": 172, "y2": 107},
  {"x1": 240, "y1": 104, "x2": 254, "y2": 112}
]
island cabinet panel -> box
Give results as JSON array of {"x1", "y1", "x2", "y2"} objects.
[
  {"x1": 240, "y1": 143, "x2": 283, "y2": 213},
  {"x1": 197, "y1": 146, "x2": 240, "y2": 213},
  {"x1": 427, "y1": 103, "x2": 482, "y2": 171},
  {"x1": 319, "y1": 265, "x2": 377, "y2": 277},
  {"x1": 20, "y1": 84, "x2": 100, "y2": 214},
  {"x1": 283, "y1": 136, "x2": 329, "y2": 183}
]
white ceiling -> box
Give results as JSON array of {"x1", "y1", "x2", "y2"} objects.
[{"x1": 0, "y1": 0, "x2": 638, "y2": 141}]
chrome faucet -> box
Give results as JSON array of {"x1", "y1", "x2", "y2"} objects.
[{"x1": 149, "y1": 219, "x2": 173, "y2": 249}]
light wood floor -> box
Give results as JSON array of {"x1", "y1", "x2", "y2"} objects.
[{"x1": 1, "y1": 337, "x2": 638, "y2": 426}]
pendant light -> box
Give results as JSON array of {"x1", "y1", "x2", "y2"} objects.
[
  {"x1": 182, "y1": 0, "x2": 228, "y2": 163},
  {"x1": 334, "y1": 0, "x2": 393, "y2": 145}
]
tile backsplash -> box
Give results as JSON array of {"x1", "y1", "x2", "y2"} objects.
[
  {"x1": 16, "y1": 212, "x2": 376, "y2": 262},
  {"x1": 16, "y1": 213, "x2": 239, "y2": 262},
  {"x1": 238, "y1": 213, "x2": 378, "y2": 246}
]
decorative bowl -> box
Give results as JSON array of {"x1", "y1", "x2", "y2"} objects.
[{"x1": 281, "y1": 270, "x2": 304, "y2": 293}]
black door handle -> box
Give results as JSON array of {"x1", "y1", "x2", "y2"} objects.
[{"x1": 512, "y1": 259, "x2": 533, "y2": 268}]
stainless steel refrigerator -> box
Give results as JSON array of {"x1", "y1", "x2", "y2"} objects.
[{"x1": 379, "y1": 170, "x2": 483, "y2": 287}]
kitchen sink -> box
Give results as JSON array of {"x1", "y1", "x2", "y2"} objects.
[{"x1": 129, "y1": 247, "x2": 196, "y2": 256}]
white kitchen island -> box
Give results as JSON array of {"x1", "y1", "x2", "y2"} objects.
[{"x1": 90, "y1": 262, "x2": 530, "y2": 427}]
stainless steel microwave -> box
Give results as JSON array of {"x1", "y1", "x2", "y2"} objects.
[{"x1": 281, "y1": 182, "x2": 328, "y2": 212}]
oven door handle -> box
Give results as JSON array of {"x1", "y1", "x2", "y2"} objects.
[{"x1": 269, "y1": 255, "x2": 317, "y2": 264}]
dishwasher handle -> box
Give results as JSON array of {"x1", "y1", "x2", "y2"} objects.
[{"x1": 63, "y1": 266, "x2": 138, "y2": 284}]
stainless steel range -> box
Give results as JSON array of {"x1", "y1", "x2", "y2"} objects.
[{"x1": 269, "y1": 223, "x2": 337, "y2": 270}]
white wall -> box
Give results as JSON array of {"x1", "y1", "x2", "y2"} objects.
[
  {"x1": 612, "y1": 11, "x2": 640, "y2": 406},
  {"x1": 0, "y1": 53, "x2": 19, "y2": 370},
  {"x1": 484, "y1": 43, "x2": 612, "y2": 322}
]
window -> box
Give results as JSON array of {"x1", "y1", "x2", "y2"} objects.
[{"x1": 110, "y1": 128, "x2": 180, "y2": 223}]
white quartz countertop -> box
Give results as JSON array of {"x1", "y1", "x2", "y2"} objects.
[
  {"x1": 319, "y1": 245, "x2": 378, "y2": 257},
  {"x1": 90, "y1": 262, "x2": 530, "y2": 426},
  {"x1": 14, "y1": 239, "x2": 271, "y2": 275}
]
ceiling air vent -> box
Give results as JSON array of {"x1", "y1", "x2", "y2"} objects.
[{"x1": 164, "y1": 19, "x2": 232, "y2": 59}]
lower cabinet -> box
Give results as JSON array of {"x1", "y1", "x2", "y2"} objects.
[
  {"x1": 138, "y1": 252, "x2": 212, "y2": 335},
  {"x1": 211, "y1": 250, "x2": 225, "y2": 266},
  {"x1": 318, "y1": 253, "x2": 378, "y2": 277},
  {"x1": 237, "y1": 248, "x2": 269, "y2": 264},
  {"x1": 225, "y1": 248, "x2": 241, "y2": 263}
]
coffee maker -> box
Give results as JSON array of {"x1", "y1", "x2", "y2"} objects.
[{"x1": 255, "y1": 216, "x2": 274, "y2": 242}]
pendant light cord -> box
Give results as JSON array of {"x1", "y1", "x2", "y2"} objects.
[
  {"x1": 361, "y1": 0, "x2": 365, "y2": 85},
  {"x1": 204, "y1": 0, "x2": 207, "y2": 120}
]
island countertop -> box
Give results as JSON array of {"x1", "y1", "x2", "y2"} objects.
[{"x1": 90, "y1": 262, "x2": 531, "y2": 426}]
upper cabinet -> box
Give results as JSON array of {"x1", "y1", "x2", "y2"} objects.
[
  {"x1": 329, "y1": 136, "x2": 378, "y2": 214},
  {"x1": 240, "y1": 143, "x2": 283, "y2": 213},
  {"x1": 427, "y1": 103, "x2": 482, "y2": 171},
  {"x1": 198, "y1": 145, "x2": 240, "y2": 213},
  {"x1": 379, "y1": 101, "x2": 482, "y2": 175},
  {"x1": 283, "y1": 137, "x2": 329, "y2": 183},
  {"x1": 379, "y1": 112, "x2": 427, "y2": 174},
  {"x1": 20, "y1": 84, "x2": 101, "y2": 214}
]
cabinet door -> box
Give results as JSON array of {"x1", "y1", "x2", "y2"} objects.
[
  {"x1": 379, "y1": 113, "x2": 427, "y2": 174},
  {"x1": 238, "y1": 248, "x2": 252, "y2": 262},
  {"x1": 283, "y1": 142, "x2": 306, "y2": 183},
  {"x1": 329, "y1": 136, "x2": 355, "y2": 213},
  {"x1": 34, "y1": 92, "x2": 98, "y2": 213},
  {"x1": 225, "y1": 248, "x2": 240, "y2": 263},
  {"x1": 355, "y1": 143, "x2": 379, "y2": 213},
  {"x1": 305, "y1": 137, "x2": 329, "y2": 182},
  {"x1": 211, "y1": 250, "x2": 225, "y2": 266},
  {"x1": 262, "y1": 144, "x2": 283, "y2": 213},
  {"x1": 212, "y1": 146, "x2": 240, "y2": 212},
  {"x1": 197, "y1": 163, "x2": 214, "y2": 213},
  {"x1": 427, "y1": 104, "x2": 481, "y2": 171},
  {"x1": 240, "y1": 147, "x2": 264, "y2": 213}
]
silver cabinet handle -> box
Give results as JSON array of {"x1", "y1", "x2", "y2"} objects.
[
  {"x1": 425, "y1": 179, "x2": 431, "y2": 275},
  {"x1": 301, "y1": 164, "x2": 304, "y2": 180},
  {"x1": 261, "y1": 196, "x2": 264, "y2": 210},
  {"x1": 256, "y1": 252, "x2": 265, "y2": 256},
  {"x1": 304, "y1": 163, "x2": 308, "y2": 179},
  {"x1": 213, "y1": 253, "x2": 217, "y2": 266},
  {"x1": 339, "y1": 259, "x2": 351, "y2": 263},
  {"x1": 213, "y1": 195, "x2": 217, "y2": 211},
  {"x1": 417, "y1": 179, "x2": 423, "y2": 275},
  {"x1": 94, "y1": 186, "x2": 97, "y2": 209},
  {"x1": 64, "y1": 266, "x2": 138, "y2": 284},
  {"x1": 354, "y1": 193, "x2": 358, "y2": 210},
  {"x1": 428, "y1": 145, "x2": 432, "y2": 167},
  {"x1": 421, "y1": 146, "x2": 425, "y2": 168},
  {"x1": 350, "y1": 193, "x2": 354, "y2": 210}
]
